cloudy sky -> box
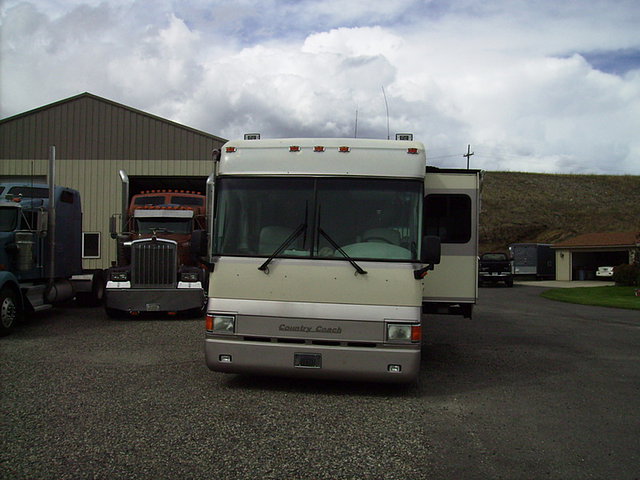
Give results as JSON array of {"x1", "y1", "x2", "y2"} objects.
[{"x1": 1, "y1": 0, "x2": 639, "y2": 174}]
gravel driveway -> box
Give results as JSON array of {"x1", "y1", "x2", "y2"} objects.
[{"x1": 2, "y1": 285, "x2": 639, "y2": 480}]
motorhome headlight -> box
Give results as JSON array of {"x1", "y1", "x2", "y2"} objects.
[
  {"x1": 180, "y1": 271, "x2": 199, "y2": 282},
  {"x1": 206, "y1": 314, "x2": 236, "y2": 333},
  {"x1": 386, "y1": 323, "x2": 421, "y2": 343},
  {"x1": 110, "y1": 270, "x2": 129, "y2": 281}
]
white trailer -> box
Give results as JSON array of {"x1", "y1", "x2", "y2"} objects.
[{"x1": 202, "y1": 137, "x2": 443, "y2": 382}]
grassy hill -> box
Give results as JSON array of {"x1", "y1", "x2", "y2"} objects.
[{"x1": 479, "y1": 172, "x2": 640, "y2": 253}]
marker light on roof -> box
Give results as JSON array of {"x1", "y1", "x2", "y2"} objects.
[
  {"x1": 339, "y1": 146, "x2": 350, "y2": 153},
  {"x1": 407, "y1": 148, "x2": 419, "y2": 154},
  {"x1": 290, "y1": 146, "x2": 300, "y2": 152},
  {"x1": 226, "y1": 146, "x2": 237, "y2": 153},
  {"x1": 314, "y1": 146, "x2": 325, "y2": 152}
]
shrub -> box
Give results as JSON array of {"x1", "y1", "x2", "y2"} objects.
[{"x1": 613, "y1": 264, "x2": 640, "y2": 286}]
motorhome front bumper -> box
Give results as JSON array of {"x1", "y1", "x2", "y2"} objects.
[{"x1": 205, "y1": 337, "x2": 420, "y2": 383}]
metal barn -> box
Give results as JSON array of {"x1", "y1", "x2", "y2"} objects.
[{"x1": 0, "y1": 92, "x2": 226, "y2": 270}]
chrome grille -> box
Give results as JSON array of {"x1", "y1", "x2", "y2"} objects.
[{"x1": 131, "y1": 239, "x2": 177, "y2": 288}]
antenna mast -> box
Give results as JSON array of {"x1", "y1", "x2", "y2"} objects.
[
  {"x1": 354, "y1": 107, "x2": 358, "y2": 138},
  {"x1": 382, "y1": 86, "x2": 390, "y2": 140}
]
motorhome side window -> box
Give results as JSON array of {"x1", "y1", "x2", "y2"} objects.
[{"x1": 424, "y1": 194, "x2": 471, "y2": 243}]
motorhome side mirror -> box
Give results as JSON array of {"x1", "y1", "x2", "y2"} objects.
[
  {"x1": 191, "y1": 229, "x2": 208, "y2": 257},
  {"x1": 421, "y1": 235, "x2": 441, "y2": 265}
]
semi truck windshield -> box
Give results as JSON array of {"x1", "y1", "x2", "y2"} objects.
[{"x1": 213, "y1": 177, "x2": 422, "y2": 261}]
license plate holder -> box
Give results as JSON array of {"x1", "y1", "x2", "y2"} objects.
[
  {"x1": 294, "y1": 353, "x2": 322, "y2": 369},
  {"x1": 145, "y1": 303, "x2": 161, "y2": 311}
]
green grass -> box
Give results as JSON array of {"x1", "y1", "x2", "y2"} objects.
[{"x1": 540, "y1": 286, "x2": 640, "y2": 310}]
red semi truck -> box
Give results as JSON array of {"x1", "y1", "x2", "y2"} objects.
[{"x1": 104, "y1": 171, "x2": 208, "y2": 317}]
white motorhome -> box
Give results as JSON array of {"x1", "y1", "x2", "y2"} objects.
[{"x1": 202, "y1": 137, "x2": 447, "y2": 382}]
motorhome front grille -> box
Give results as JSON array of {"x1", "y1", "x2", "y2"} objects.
[{"x1": 131, "y1": 240, "x2": 177, "y2": 288}]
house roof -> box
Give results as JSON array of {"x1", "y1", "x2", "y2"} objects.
[{"x1": 552, "y1": 231, "x2": 640, "y2": 249}]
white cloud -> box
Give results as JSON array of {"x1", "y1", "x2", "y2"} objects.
[
  {"x1": 1, "y1": 0, "x2": 639, "y2": 173},
  {"x1": 106, "y1": 14, "x2": 204, "y2": 107}
]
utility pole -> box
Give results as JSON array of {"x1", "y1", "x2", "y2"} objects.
[{"x1": 463, "y1": 144, "x2": 474, "y2": 169}]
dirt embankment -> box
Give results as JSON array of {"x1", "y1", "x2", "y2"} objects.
[{"x1": 479, "y1": 172, "x2": 640, "y2": 253}]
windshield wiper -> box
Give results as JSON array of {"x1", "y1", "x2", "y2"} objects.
[
  {"x1": 258, "y1": 223, "x2": 307, "y2": 273},
  {"x1": 318, "y1": 227, "x2": 367, "y2": 275}
]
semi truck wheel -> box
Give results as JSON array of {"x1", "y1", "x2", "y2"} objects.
[
  {"x1": 0, "y1": 287, "x2": 20, "y2": 336},
  {"x1": 76, "y1": 270, "x2": 106, "y2": 307}
]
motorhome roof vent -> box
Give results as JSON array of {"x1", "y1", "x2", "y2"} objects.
[{"x1": 395, "y1": 133, "x2": 413, "y2": 141}]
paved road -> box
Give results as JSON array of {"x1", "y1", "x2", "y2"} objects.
[{"x1": 1, "y1": 286, "x2": 639, "y2": 480}]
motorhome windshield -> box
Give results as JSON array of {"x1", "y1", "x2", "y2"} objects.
[
  {"x1": 135, "y1": 217, "x2": 192, "y2": 234},
  {"x1": 213, "y1": 177, "x2": 422, "y2": 261}
]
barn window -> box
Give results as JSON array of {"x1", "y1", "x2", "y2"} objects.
[{"x1": 82, "y1": 232, "x2": 101, "y2": 258}]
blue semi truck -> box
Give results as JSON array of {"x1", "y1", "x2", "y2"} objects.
[{"x1": 0, "y1": 183, "x2": 104, "y2": 335}]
